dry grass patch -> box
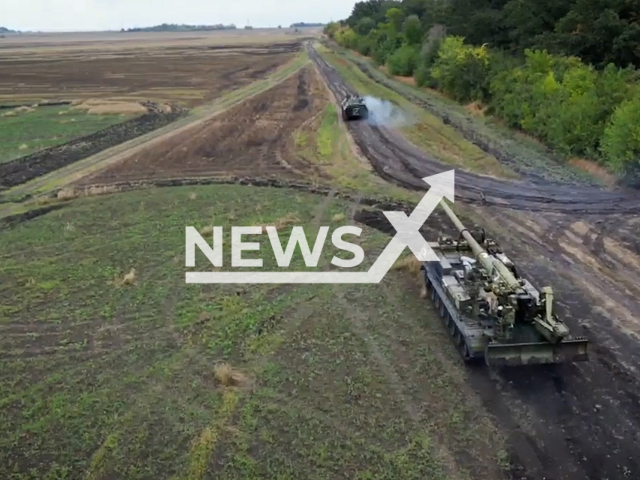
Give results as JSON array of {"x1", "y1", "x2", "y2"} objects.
[
  {"x1": 56, "y1": 187, "x2": 78, "y2": 200},
  {"x1": 378, "y1": 65, "x2": 416, "y2": 86},
  {"x1": 213, "y1": 363, "x2": 248, "y2": 387},
  {"x1": 107, "y1": 268, "x2": 137, "y2": 287},
  {"x1": 257, "y1": 213, "x2": 301, "y2": 233},
  {"x1": 569, "y1": 157, "x2": 618, "y2": 187},
  {"x1": 72, "y1": 99, "x2": 148, "y2": 115},
  {"x1": 392, "y1": 254, "x2": 427, "y2": 296},
  {"x1": 274, "y1": 213, "x2": 301, "y2": 230},
  {"x1": 392, "y1": 254, "x2": 423, "y2": 276},
  {"x1": 199, "y1": 225, "x2": 214, "y2": 236},
  {"x1": 465, "y1": 101, "x2": 487, "y2": 116},
  {"x1": 1, "y1": 105, "x2": 37, "y2": 117},
  {"x1": 121, "y1": 268, "x2": 137, "y2": 285},
  {"x1": 53, "y1": 185, "x2": 120, "y2": 202},
  {"x1": 332, "y1": 212, "x2": 346, "y2": 223}
]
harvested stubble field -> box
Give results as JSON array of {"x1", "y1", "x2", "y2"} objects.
[
  {"x1": 0, "y1": 32, "x2": 309, "y2": 197},
  {"x1": 0, "y1": 32, "x2": 300, "y2": 107},
  {"x1": 72, "y1": 63, "x2": 420, "y2": 205}
]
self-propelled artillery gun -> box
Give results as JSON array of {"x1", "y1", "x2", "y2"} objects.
[{"x1": 421, "y1": 200, "x2": 589, "y2": 367}]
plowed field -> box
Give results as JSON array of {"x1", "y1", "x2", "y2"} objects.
[
  {"x1": 0, "y1": 37, "x2": 298, "y2": 107},
  {"x1": 74, "y1": 66, "x2": 330, "y2": 185}
]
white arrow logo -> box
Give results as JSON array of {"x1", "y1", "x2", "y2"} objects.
[{"x1": 186, "y1": 170, "x2": 455, "y2": 283}]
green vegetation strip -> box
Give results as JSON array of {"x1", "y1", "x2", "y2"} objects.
[
  {"x1": 324, "y1": 1, "x2": 640, "y2": 182},
  {"x1": 0, "y1": 106, "x2": 136, "y2": 165},
  {"x1": 330, "y1": 42, "x2": 604, "y2": 184},
  {"x1": 314, "y1": 43, "x2": 519, "y2": 180},
  {"x1": 0, "y1": 184, "x2": 508, "y2": 479},
  {"x1": 292, "y1": 101, "x2": 421, "y2": 203}
]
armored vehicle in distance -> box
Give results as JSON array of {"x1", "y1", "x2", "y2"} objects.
[{"x1": 341, "y1": 94, "x2": 368, "y2": 121}]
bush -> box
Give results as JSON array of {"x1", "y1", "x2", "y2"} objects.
[
  {"x1": 334, "y1": 27, "x2": 358, "y2": 49},
  {"x1": 371, "y1": 29, "x2": 403, "y2": 66},
  {"x1": 387, "y1": 44, "x2": 420, "y2": 76},
  {"x1": 490, "y1": 50, "x2": 633, "y2": 157},
  {"x1": 355, "y1": 35, "x2": 372, "y2": 56},
  {"x1": 601, "y1": 90, "x2": 640, "y2": 176},
  {"x1": 430, "y1": 36, "x2": 491, "y2": 103}
]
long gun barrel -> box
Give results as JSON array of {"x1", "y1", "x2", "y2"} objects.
[{"x1": 439, "y1": 200, "x2": 524, "y2": 292}]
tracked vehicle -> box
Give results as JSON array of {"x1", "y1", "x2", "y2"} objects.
[
  {"x1": 422, "y1": 200, "x2": 589, "y2": 367},
  {"x1": 341, "y1": 94, "x2": 368, "y2": 121}
]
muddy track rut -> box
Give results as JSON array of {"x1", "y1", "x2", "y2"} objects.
[{"x1": 308, "y1": 43, "x2": 640, "y2": 480}]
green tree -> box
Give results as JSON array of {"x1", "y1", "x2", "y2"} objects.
[
  {"x1": 356, "y1": 16, "x2": 376, "y2": 35},
  {"x1": 386, "y1": 7, "x2": 406, "y2": 32},
  {"x1": 403, "y1": 14, "x2": 423, "y2": 44},
  {"x1": 601, "y1": 89, "x2": 640, "y2": 175},
  {"x1": 431, "y1": 36, "x2": 492, "y2": 102},
  {"x1": 387, "y1": 44, "x2": 421, "y2": 75},
  {"x1": 414, "y1": 37, "x2": 443, "y2": 87}
]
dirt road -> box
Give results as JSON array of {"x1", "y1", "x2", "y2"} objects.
[
  {"x1": 309, "y1": 43, "x2": 640, "y2": 480},
  {"x1": 308, "y1": 44, "x2": 640, "y2": 215}
]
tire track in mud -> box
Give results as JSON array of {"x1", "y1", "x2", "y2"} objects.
[
  {"x1": 308, "y1": 42, "x2": 640, "y2": 480},
  {"x1": 481, "y1": 209, "x2": 640, "y2": 480}
]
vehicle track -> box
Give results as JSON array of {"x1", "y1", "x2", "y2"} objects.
[{"x1": 307, "y1": 44, "x2": 640, "y2": 215}]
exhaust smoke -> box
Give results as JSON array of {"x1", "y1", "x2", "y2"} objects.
[{"x1": 362, "y1": 95, "x2": 412, "y2": 128}]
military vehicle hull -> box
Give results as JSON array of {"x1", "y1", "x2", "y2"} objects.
[
  {"x1": 420, "y1": 198, "x2": 589, "y2": 367},
  {"x1": 341, "y1": 96, "x2": 368, "y2": 121},
  {"x1": 422, "y1": 259, "x2": 589, "y2": 366}
]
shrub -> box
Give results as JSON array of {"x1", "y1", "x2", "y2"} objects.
[
  {"x1": 490, "y1": 50, "x2": 633, "y2": 156},
  {"x1": 430, "y1": 36, "x2": 491, "y2": 103},
  {"x1": 387, "y1": 44, "x2": 420, "y2": 76},
  {"x1": 335, "y1": 27, "x2": 358, "y2": 49},
  {"x1": 600, "y1": 89, "x2": 640, "y2": 177}
]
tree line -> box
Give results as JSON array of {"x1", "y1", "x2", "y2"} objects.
[
  {"x1": 123, "y1": 24, "x2": 236, "y2": 32},
  {"x1": 324, "y1": 0, "x2": 640, "y2": 179}
]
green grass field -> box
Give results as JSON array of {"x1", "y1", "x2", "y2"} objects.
[
  {"x1": 0, "y1": 106, "x2": 138, "y2": 164},
  {"x1": 0, "y1": 184, "x2": 508, "y2": 480}
]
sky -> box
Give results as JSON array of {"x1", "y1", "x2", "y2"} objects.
[{"x1": 2, "y1": 0, "x2": 356, "y2": 32}]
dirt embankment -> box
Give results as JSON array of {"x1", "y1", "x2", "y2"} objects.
[
  {"x1": 0, "y1": 102, "x2": 186, "y2": 191},
  {"x1": 309, "y1": 42, "x2": 640, "y2": 480}
]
